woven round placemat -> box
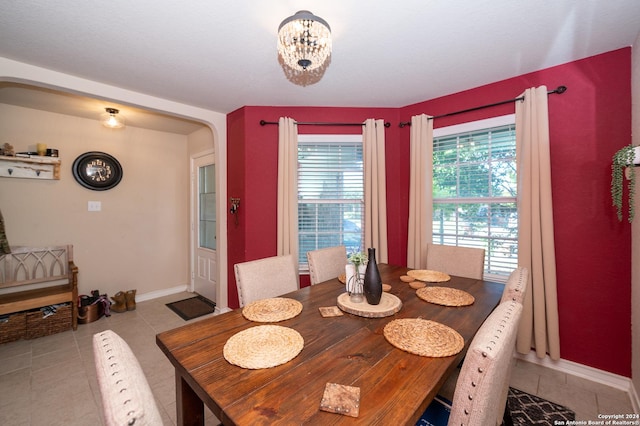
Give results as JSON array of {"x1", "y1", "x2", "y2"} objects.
[
  {"x1": 407, "y1": 269, "x2": 451, "y2": 282},
  {"x1": 416, "y1": 286, "x2": 475, "y2": 307},
  {"x1": 383, "y1": 318, "x2": 464, "y2": 357},
  {"x1": 242, "y1": 298, "x2": 303, "y2": 323},
  {"x1": 223, "y1": 325, "x2": 304, "y2": 369}
]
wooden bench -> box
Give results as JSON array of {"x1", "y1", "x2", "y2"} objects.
[{"x1": 0, "y1": 245, "x2": 78, "y2": 332}]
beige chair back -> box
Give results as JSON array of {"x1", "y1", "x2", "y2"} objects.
[
  {"x1": 234, "y1": 254, "x2": 298, "y2": 307},
  {"x1": 307, "y1": 245, "x2": 347, "y2": 285},
  {"x1": 426, "y1": 243, "x2": 485, "y2": 280},
  {"x1": 448, "y1": 301, "x2": 523, "y2": 426},
  {"x1": 93, "y1": 330, "x2": 162, "y2": 426},
  {"x1": 501, "y1": 266, "x2": 529, "y2": 304}
]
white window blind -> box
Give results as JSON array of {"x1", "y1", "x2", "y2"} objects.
[
  {"x1": 432, "y1": 115, "x2": 517, "y2": 280},
  {"x1": 298, "y1": 135, "x2": 364, "y2": 268}
]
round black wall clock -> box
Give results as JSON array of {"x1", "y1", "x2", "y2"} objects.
[{"x1": 72, "y1": 151, "x2": 123, "y2": 191}]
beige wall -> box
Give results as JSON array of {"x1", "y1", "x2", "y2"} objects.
[
  {"x1": 0, "y1": 104, "x2": 192, "y2": 299},
  {"x1": 188, "y1": 126, "x2": 215, "y2": 154},
  {"x1": 632, "y1": 34, "x2": 640, "y2": 398}
]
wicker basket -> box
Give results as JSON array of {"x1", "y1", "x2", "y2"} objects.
[
  {"x1": 0, "y1": 312, "x2": 26, "y2": 344},
  {"x1": 78, "y1": 302, "x2": 104, "y2": 324},
  {"x1": 26, "y1": 303, "x2": 72, "y2": 339}
]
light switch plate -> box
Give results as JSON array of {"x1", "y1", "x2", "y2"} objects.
[{"x1": 88, "y1": 201, "x2": 101, "y2": 211}]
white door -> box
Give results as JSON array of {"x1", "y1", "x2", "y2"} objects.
[{"x1": 192, "y1": 154, "x2": 217, "y2": 303}]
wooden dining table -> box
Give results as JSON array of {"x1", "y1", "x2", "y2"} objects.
[{"x1": 156, "y1": 263, "x2": 504, "y2": 426}]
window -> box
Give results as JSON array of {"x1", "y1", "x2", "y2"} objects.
[
  {"x1": 298, "y1": 134, "x2": 364, "y2": 269},
  {"x1": 198, "y1": 164, "x2": 216, "y2": 250},
  {"x1": 432, "y1": 115, "x2": 517, "y2": 281}
]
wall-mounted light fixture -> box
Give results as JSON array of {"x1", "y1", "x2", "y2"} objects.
[{"x1": 101, "y1": 107, "x2": 125, "y2": 129}]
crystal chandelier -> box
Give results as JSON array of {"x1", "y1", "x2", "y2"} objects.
[{"x1": 277, "y1": 10, "x2": 332, "y2": 72}]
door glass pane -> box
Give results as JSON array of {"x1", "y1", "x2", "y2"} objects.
[{"x1": 199, "y1": 164, "x2": 216, "y2": 250}]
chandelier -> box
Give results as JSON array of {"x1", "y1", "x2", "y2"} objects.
[{"x1": 277, "y1": 10, "x2": 332, "y2": 73}]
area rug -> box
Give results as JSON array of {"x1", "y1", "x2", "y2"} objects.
[
  {"x1": 507, "y1": 387, "x2": 575, "y2": 425},
  {"x1": 166, "y1": 295, "x2": 216, "y2": 321},
  {"x1": 416, "y1": 387, "x2": 574, "y2": 426}
]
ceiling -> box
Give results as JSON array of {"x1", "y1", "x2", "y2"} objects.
[{"x1": 1, "y1": 0, "x2": 639, "y2": 134}]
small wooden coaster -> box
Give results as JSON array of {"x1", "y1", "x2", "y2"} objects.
[
  {"x1": 338, "y1": 274, "x2": 346, "y2": 284},
  {"x1": 320, "y1": 383, "x2": 360, "y2": 418},
  {"x1": 400, "y1": 275, "x2": 414, "y2": 282},
  {"x1": 319, "y1": 306, "x2": 344, "y2": 317},
  {"x1": 382, "y1": 283, "x2": 392, "y2": 292},
  {"x1": 409, "y1": 281, "x2": 426, "y2": 289}
]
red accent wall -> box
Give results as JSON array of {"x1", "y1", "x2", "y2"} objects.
[
  {"x1": 227, "y1": 48, "x2": 632, "y2": 376},
  {"x1": 227, "y1": 107, "x2": 402, "y2": 307}
]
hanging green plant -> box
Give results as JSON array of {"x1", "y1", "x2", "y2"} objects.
[{"x1": 611, "y1": 145, "x2": 637, "y2": 222}]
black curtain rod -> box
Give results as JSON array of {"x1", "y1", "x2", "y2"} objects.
[
  {"x1": 398, "y1": 85, "x2": 567, "y2": 127},
  {"x1": 259, "y1": 119, "x2": 391, "y2": 128}
]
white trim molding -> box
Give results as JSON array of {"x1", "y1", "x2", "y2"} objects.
[
  {"x1": 516, "y1": 352, "x2": 639, "y2": 413},
  {"x1": 136, "y1": 285, "x2": 189, "y2": 303}
]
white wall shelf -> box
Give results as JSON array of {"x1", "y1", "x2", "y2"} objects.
[{"x1": 0, "y1": 155, "x2": 61, "y2": 180}]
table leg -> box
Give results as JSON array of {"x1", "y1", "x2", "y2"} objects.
[{"x1": 176, "y1": 372, "x2": 204, "y2": 426}]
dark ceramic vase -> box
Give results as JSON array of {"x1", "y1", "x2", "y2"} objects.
[{"x1": 364, "y1": 248, "x2": 382, "y2": 305}]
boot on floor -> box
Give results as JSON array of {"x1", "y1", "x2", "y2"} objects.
[
  {"x1": 110, "y1": 291, "x2": 127, "y2": 313},
  {"x1": 125, "y1": 289, "x2": 137, "y2": 311}
]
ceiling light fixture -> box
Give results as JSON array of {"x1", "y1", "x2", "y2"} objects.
[
  {"x1": 101, "y1": 107, "x2": 125, "y2": 129},
  {"x1": 277, "y1": 10, "x2": 332, "y2": 74}
]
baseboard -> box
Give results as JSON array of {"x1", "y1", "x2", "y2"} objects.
[
  {"x1": 630, "y1": 380, "x2": 640, "y2": 415},
  {"x1": 136, "y1": 284, "x2": 189, "y2": 303},
  {"x1": 516, "y1": 352, "x2": 640, "y2": 412}
]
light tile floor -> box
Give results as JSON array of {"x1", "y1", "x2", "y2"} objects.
[{"x1": 0, "y1": 292, "x2": 636, "y2": 425}]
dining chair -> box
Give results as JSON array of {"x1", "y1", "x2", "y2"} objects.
[
  {"x1": 234, "y1": 254, "x2": 299, "y2": 307},
  {"x1": 93, "y1": 330, "x2": 163, "y2": 426},
  {"x1": 437, "y1": 264, "x2": 519, "y2": 406},
  {"x1": 425, "y1": 243, "x2": 485, "y2": 280},
  {"x1": 306, "y1": 245, "x2": 347, "y2": 285},
  {"x1": 501, "y1": 266, "x2": 529, "y2": 304},
  {"x1": 417, "y1": 301, "x2": 523, "y2": 426}
]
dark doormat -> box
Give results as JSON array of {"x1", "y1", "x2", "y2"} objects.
[
  {"x1": 166, "y1": 295, "x2": 216, "y2": 321},
  {"x1": 507, "y1": 387, "x2": 575, "y2": 425}
]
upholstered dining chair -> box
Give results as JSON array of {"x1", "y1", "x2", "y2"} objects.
[
  {"x1": 501, "y1": 266, "x2": 529, "y2": 304},
  {"x1": 234, "y1": 254, "x2": 299, "y2": 307},
  {"x1": 307, "y1": 245, "x2": 347, "y2": 285},
  {"x1": 436, "y1": 263, "x2": 517, "y2": 406},
  {"x1": 93, "y1": 330, "x2": 163, "y2": 426},
  {"x1": 417, "y1": 301, "x2": 523, "y2": 426},
  {"x1": 425, "y1": 243, "x2": 486, "y2": 280}
]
